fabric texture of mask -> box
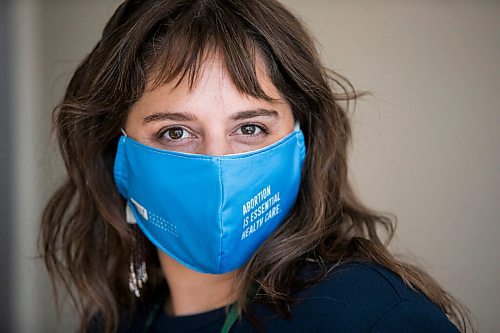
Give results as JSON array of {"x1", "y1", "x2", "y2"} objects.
[{"x1": 113, "y1": 126, "x2": 306, "y2": 274}]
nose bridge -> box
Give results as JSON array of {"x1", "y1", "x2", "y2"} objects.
[{"x1": 201, "y1": 130, "x2": 232, "y2": 156}]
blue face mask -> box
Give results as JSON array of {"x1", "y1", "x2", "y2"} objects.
[{"x1": 113, "y1": 123, "x2": 306, "y2": 274}]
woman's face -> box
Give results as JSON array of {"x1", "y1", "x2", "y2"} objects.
[{"x1": 124, "y1": 54, "x2": 295, "y2": 155}]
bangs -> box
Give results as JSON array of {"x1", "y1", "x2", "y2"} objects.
[{"x1": 140, "y1": 1, "x2": 276, "y2": 101}]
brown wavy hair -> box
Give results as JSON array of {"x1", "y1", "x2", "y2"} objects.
[{"x1": 40, "y1": 0, "x2": 473, "y2": 332}]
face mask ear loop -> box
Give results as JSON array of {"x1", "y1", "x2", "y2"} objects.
[
  {"x1": 120, "y1": 128, "x2": 128, "y2": 137},
  {"x1": 294, "y1": 121, "x2": 301, "y2": 131}
]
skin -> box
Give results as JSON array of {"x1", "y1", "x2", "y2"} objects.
[{"x1": 124, "y1": 52, "x2": 295, "y2": 316}]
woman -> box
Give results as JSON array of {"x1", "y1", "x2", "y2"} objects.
[{"x1": 40, "y1": 0, "x2": 472, "y2": 332}]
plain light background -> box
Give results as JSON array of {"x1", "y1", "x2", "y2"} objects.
[{"x1": 2, "y1": 0, "x2": 498, "y2": 332}]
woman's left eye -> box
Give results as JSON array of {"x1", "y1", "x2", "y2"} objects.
[{"x1": 235, "y1": 124, "x2": 265, "y2": 136}]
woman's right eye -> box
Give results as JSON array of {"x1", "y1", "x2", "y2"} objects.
[{"x1": 160, "y1": 127, "x2": 192, "y2": 141}]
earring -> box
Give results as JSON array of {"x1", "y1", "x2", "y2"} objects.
[{"x1": 126, "y1": 202, "x2": 148, "y2": 297}]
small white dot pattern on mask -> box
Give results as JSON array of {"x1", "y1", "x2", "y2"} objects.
[{"x1": 148, "y1": 212, "x2": 179, "y2": 238}]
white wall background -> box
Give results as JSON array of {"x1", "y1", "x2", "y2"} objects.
[{"x1": 6, "y1": 0, "x2": 499, "y2": 332}]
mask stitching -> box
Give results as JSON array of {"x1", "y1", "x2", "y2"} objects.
[
  {"x1": 122, "y1": 131, "x2": 304, "y2": 161},
  {"x1": 113, "y1": 140, "x2": 129, "y2": 197}
]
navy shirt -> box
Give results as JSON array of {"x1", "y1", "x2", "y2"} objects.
[{"x1": 115, "y1": 262, "x2": 459, "y2": 332}]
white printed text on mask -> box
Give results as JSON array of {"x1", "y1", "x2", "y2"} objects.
[{"x1": 241, "y1": 185, "x2": 281, "y2": 240}]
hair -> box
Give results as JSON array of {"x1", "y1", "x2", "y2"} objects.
[{"x1": 40, "y1": 0, "x2": 473, "y2": 332}]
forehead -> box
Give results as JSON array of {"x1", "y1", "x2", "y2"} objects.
[
  {"x1": 126, "y1": 51, "x2": 291, "y2": 126},
  {"x1": 141, "y1": 51, "x2": 284, "y2": 106}
]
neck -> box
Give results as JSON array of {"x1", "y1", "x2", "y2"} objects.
[{"x1": 158, "y1": 250, "x2": 239, "y2": 316}]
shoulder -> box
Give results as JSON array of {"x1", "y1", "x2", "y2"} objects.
[{"x1": 286, "y1": 261, "x2": 460, "y2": 333}]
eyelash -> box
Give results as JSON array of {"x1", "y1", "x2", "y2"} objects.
[{"x1": 234, "y1": 123, "x2": 269, "y2": 137}]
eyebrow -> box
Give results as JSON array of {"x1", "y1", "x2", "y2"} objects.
[
  {"x1": 231, "y1": 108, "x2": 279, "y2": 121},
  {"x1": 142, "y1": 112, "x2": 196, "y2": 124},
  {"x1": 142, "y1": 108, "x2": 280, "y2": 124}
]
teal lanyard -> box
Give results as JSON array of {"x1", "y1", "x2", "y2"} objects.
[
  {"x1": 141, "y1": 300, "x2": 238, "y2": 333},
  {"x1": 142, "y1": 284, "x2": 257, "y2": 333},
  {"x1": 221, "y1": 282, "x2": 258, "y2": 333},
  {"x1": 220, "y1": 302, "x2": 239, "y2": 333}
]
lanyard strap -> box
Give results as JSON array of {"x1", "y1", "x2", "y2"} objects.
[
  {"x1": 141, "y1": 301, "x2": 238, "y2": 333},
  {"x1": 220, "y1": 303, "x2": 239, "y2": 333},
  {"x1": 221, "y1": 282, "x2": 258, "y2": 333},
  {"x1": 142, "y1": 283, "x2": 258, "y2": 333}
]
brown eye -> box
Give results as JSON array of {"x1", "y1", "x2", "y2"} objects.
[
  {"x1": 241, "y1": 125, "x2": 257, "y2": 135},
  {"x1": 157, "y1": 126, "x2": 194, "y2": 145},
  {"x1": 166, "y1": 127, "x2": 185, "y2": 140}
]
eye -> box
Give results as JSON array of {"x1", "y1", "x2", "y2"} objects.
[
  {"x1": 236, "y1": 124, "x2": 265, "y2": 136},
  {"x1": 160, "y1": 126, "x2": 192, "y2": 141}
]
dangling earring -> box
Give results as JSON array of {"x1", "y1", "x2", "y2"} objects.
[{"x1": 126, "y1": 202, "x2": 148, "y2": 297}]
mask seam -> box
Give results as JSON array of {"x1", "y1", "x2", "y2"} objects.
[
  {"x1": 113, "y1": 138, "x2": 129, "y2": 197},
  {"x1": 121, "y1": 131, "x2": 302, "y2": 160},
  {"x1": 218, "y1": 158, "x2": 224, "y2": 273}
]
